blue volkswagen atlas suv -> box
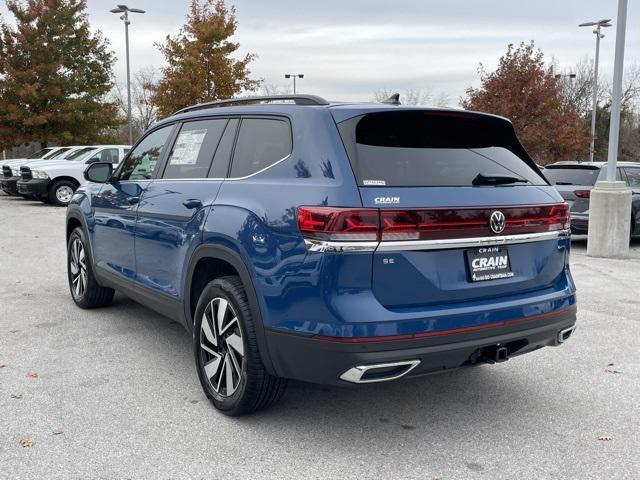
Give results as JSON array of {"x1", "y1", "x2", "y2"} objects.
[{"x1": 67, "y1": 95, "x2": 577, "y2": 415}]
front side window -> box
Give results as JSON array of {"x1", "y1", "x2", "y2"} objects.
[
  {"x1": 120, "y1": 125, "x2": 174, "y2": 181},
  {"x1": 88, "y1": 148, "x2": 119, "y2": 164},
  {"x1": 230, "y1": 118, "x2": 292, "y2": 178},
  {"x1": 163, "y1": 119, "x2": 227, "y2": 179}
]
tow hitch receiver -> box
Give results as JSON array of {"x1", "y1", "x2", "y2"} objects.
[
  {"x1": 469, "y1": 344, "x2": 510, "y2": 365},
  {"x1": 495, "y1": 346, "x2": 509, "y2": 363}
]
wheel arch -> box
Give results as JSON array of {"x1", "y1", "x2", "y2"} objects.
[
  {"x1": 50, "y1": 175, "x2": 81, "y2": 191},
  {"x1": 184, "y1": 243, "x2": 276, "y2": 375}
]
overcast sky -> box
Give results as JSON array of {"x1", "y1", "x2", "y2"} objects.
[{"x1": 2, "y1": 0, "x2": 639, "y2": 104}]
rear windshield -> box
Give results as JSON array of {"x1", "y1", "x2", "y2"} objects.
[
  {"x1": 544, "y1": 167, "x2": 600, "y2": 186},
  {"x1": 337, "y1": 111, "x2": 547, "y2": 187}
]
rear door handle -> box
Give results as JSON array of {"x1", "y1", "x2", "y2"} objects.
[
  {"x1": 183, "y1": 199, "x2": 203, "y2": 209},
  {"x1": 125, "y1": 196, "x2": 140, "y2": 205}
]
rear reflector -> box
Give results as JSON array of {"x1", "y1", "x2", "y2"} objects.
[
  {"x1": 298, "y1": 204, "x2": 570, "y2": 243},
  {"x1": 574, "y1": 190, "x2": 591, "y2": 198}
]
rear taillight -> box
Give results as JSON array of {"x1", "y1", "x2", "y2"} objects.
[
  {"x1": 574, "y1": 190, "x2": 590, "y2": 198},
  {"x1": 297, "y1": 203, "x2": 570, "y2": 243},
  {"x1": 297, "y1": 207, "x2": 379, "y2": 241}
]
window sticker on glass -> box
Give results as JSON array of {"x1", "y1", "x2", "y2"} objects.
[
  {"x1": 362, "y1": 179, "x2": 386, "y2": 186},
  {"x1": 170, "y1": 129, "x2": 207, "y2": 165}
]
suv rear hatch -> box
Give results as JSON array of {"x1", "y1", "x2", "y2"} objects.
[
  {"x1": 333, "y1": 109, "x2": 569, "y2": 309},
  {"x1": 543, "y1": 164, "x2": 613, "y2": 214}
]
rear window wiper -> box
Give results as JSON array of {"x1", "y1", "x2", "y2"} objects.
[
  {"x1": 472, "y1": 173, "x2": 529, "y2": 186},
  {"x1": 554, "y1": 181, "x2": 574, "y2": 185}
]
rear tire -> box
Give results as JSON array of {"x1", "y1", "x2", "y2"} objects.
[
  {"x1": 49, "y1": 179, "x2": 78, "y2": 206},
  {"x1": 67, "y1": 227, "x2": 114, "y2": 308},
  {"x1": 194, "y1": 276, "x2": 287, "y2": 416}
]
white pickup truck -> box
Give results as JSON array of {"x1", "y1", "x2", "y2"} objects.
[
  {"x1": 16, "y1": 145, "x2": 130, "y2": 206},
  {"x1": 1, "y1": 146, "x2": 82, "y2": 196}
]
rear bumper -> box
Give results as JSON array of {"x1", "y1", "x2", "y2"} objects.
[
  {"x1": 0, "y1": 176, "x2": 20, "y2": 195},
  {"x1": 17, "y1": 178, "x2": 49, "y2": 196},
  {"x1": 570, "y1": 213, "x2": 589, "y2": 234},
  {"x1": 265, "y1": 304, "x2": 577, "y2": 385}
]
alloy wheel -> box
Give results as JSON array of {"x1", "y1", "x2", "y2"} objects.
[
  {"x1": 199, "y1": 298, "x2": 245, "y2": 397},
  {"x1": 56, "y1": 185, "x2": 74, "y2": 204},
  {"x1": 69, "y1": 238, "x2": 87, "y2": 298}
]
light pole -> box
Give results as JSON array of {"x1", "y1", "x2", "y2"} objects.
[
  {"x1": 579, "y1": 19, "x2": 611, "y2": 162},
  {"x1": 110, "y1": 5, "x2": 146, "y2": 145},
  {"x1": 284, "y1": 74, "x2": 304, "y2": 94}
]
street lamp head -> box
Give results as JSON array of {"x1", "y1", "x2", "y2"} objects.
[
  {"x1": 111, "y1": 5, "x2": 145, "y2": 15},
  {"x1": 579, "y1": 19, "x2": 612, "y2": 28},
  {"x1": 284, "y1": 74, "x2": 291, "y2": 79},
  {"x1": 298, "y1": 74, "x2": 304, "y2": 79}
]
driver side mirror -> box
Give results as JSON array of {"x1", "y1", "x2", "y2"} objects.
[{"x1": 84, "y1": 162, "x2": 113, "y2": 183}]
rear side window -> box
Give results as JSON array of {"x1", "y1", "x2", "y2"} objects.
[
  {"x1": 337, "y1": 111, "x2": 546, "y2": 187},
  {"x1": 230, "y1": 118, "x2": 292, "y2": 178},
  {"x1": 544, "y1": 167, "x2": 601, "y2": 186},
  {"x1": 624, "y1": 167, "x2": 640, "y2": 188},
  {"x1": 163, "y1": 119, "x2": 227, "y2": 179}
]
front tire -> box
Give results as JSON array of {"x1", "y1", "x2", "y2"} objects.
[
  {"x1": 49, "y1": 179, "x2": 77, "y2": 206},
  {"x1": 67, "y1": 227, "x2": 114, "y2": 308},
  {"x1": 194, "y1": 276, "x2": 286, "y2": 416}
]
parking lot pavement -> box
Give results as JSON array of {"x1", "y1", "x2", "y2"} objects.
[{"x1": 0, "y1": 194, "x2": 639, "y2": 480}]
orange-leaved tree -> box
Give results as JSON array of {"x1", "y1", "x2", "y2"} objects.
[
  {"x1": 152, "y1": 0, "x2": 261, "y2": 117},
  {"x1": 0, "y1": 0, "x2": 118, "y2": 147},
  {"x1": 462, "y1": 42, "x2": 589, "y2": 164}
]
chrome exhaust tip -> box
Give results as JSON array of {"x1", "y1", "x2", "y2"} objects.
[
  {"x1": 557, "y1": 325, "x2": 576, "y2": 344},
  {"x1": 339, "y1": 360, "x2": 421, "y2": 384}
]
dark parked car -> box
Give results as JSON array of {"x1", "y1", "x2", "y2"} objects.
[
  {"x1": 66, "y1": 95, "x2": 577, "y2": 415},
  {"x1": 544, "y1": 161, "x2": 640, "y2": 236}
]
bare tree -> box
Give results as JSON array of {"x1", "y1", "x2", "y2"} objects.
[
  {"x1": 372, "y1": 88, "x2": 449, "y2": 106},
  {"x1": 109, "y1": 67, "x2": 159, "y2": 139},
  {"x1": 134, "y1": 67, "x2": 159, "y2": 131},
  {"x1": 261, "y1": 83, "x2": 292, "y2": 96}
]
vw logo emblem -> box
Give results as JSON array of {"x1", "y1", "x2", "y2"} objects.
[{"x1": 489, "y1": 211, "x2": 506, "y2": 234}]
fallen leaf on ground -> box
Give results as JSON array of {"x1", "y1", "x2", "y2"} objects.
[
  {"x1": 26, "y1": 372, "x2": 38, "y2": 378},
  {"x1": 19, "y1": 438, "x2": 33, "y2": 448},
  {"x1": 11, "y1": 393, "x2": 23, "y2": 399},
  {"x1": 605, "y1": 369, "x2": 622, "y2": 374},
  {"x1": 52, "y1": 428, "x2": 64, "y2": 435},
  {"x1": 0, "y1": 364, "x2": 6, "y2": 368},
  {"x1": 9, "y1": 330, "x2": 19, "y2": 333},
  {"x1": 607, "y1": 363, "x2": 614, "y2": 367},
  {"x1": 598, "y1": 436, "x2": 613, "y2": 441},
  {"x1": 401, "y1": 424, "x2": 416, "y2": 430}
]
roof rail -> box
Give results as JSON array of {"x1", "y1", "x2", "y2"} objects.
[{"x1": 172, "y1": 94, "x2": 330, "y2": 115}]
